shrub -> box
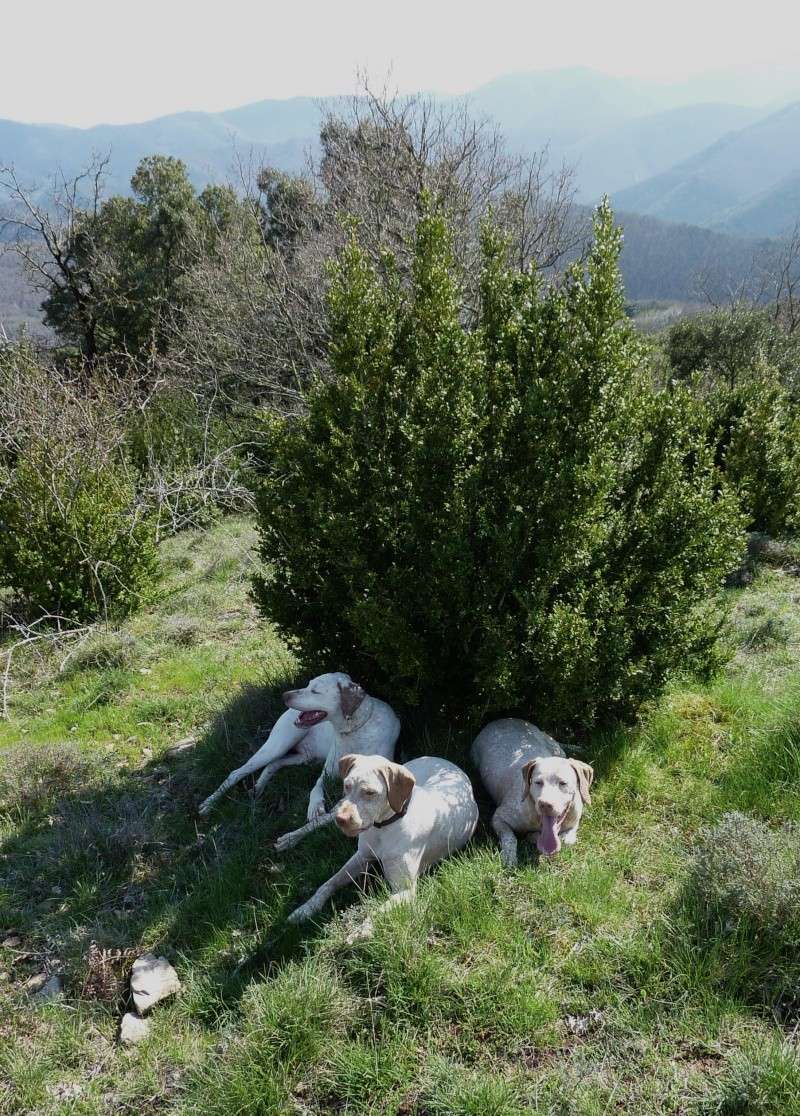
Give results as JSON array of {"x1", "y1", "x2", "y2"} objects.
[
  {"x1": 698, "y1": 1039, "x2": 800, "y2": 1116},
  {"x1": 706, "y1": 368, "x2": 800, "y2": 536},
  {"x1": 666, "y1": 306, "x2": 799, "y2": 392},
  {"x1": 687, "y1": 812, "x2": 800, "y2": 1005},
  {"x1": 0, "y1": 350, "x2": 158, "y2": 620},
  {"x1": 252, "y1": 200, "x2": 744, "y2": 731},
  {"x1": 125, "y1": 386, "x2": 253, "y2": 539}
]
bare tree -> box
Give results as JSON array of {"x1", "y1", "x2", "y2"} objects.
[
  {"x1": 0, "y1": 155, "x2": 111, "y2": 368},
  {"x1": 170, "y1": 79, "x2": 585, "y2": 409}
]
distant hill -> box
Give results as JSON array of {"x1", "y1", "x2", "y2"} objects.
[
  {"x1": 0, "y1": 100, "x2": 319, "y2": 199},
  {"x1": 562, "y1": 103, "x2": 763, "y2": 201},
  {"x1": 1, "y1": 67, "x2": 797, "y2": 207},
  {"x1": 613, "y1": 210, "x2": 766, "y2": 302},
  {"x1": 2, "y1": 66, "x2": 798, "y2": 327},
  {"x1": 613, "y1": 101, "x2": 800, "y2": 237}
]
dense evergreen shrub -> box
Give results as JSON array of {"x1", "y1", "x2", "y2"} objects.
[
  {"x1": 706, "y1": 368, "x2": 800, "y2": 536},
  {"x1": 252, "y1": 201, "x2": 744, "y2": 731}
]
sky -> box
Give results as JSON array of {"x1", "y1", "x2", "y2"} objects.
[{"x1": 2, "y1": 0, "x2": 800, "y2": 127}]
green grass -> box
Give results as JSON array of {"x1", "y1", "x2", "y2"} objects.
[{"x1": 2, "y1": 518, "x2": 800, "y2": 1115}]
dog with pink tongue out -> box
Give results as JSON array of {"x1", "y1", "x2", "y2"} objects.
[{"x1": 471, "y1": 718, "x2": 594, "y2": 868}]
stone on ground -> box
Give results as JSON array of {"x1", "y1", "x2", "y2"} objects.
[{"x1": 130, "y1": 954, "x2": 180, "y2": 1014}]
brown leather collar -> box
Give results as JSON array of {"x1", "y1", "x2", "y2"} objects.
[{"x1": 373, "y1": 800, "x2": 410, "y2": 828}]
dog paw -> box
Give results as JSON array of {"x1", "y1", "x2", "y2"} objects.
[
  {"x1": 274, "y1": 832, "x2": 299, "y2": 853},
  {"x1": 306, "y1": 800, "x2": 326, "y2": 822},
  {"x1": 287, "y1": 903, "x2": 313, "y2": 925},
  {"x1": 197, "y1": 799, "x2": 213, "y2": 817}
]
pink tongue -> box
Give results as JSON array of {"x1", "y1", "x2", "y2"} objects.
[{"x1": 537, "y1": 814, "x2": 561, "y2": 857}]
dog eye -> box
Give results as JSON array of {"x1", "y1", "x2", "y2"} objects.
[
  {"x1": 362, "y1": 788, "x2": 377, "y2": 796},
  {"x1": 558, "y1": 781, "x2": 568, "y2": 790},
  {"x1": 534, "y1": 779, "x2": 544, "y2": 787}
]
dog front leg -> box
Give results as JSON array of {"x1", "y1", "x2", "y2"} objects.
[
  {"x1": 347, "y1": 860, "x2": 419, "y2": 942},
  {"x1": 492, "y1": 810, "x2": 519, "y2": 869},
  {"x1": 287, "y1": 851, "x2": 369, "y2": 923},
  {"x1": 198, "y1": 708, "x2": 307, "y2": 816},
  {"x1": 306, "y1": 738, "x2": 340, "y2": 820}
]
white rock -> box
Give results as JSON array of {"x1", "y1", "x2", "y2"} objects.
[
  {"x1": 119, "y1": 1012, "x2": 150, "y2": 1045},
  {"x1": 130, "y1": 954, "x2": 180, "y2": 1015}
]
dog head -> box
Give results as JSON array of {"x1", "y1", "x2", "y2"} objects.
[
  {"x1": 282, "y1": 673, "x2": 366, "y2": 730},
  {"x1": 334, "y1": 754, "x2": 416, "y2": 836},
  {"x1": 521, "y1": 756, "x2": 593, "y2": 857}
]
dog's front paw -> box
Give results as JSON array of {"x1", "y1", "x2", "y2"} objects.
[
  {"x1": 560, "y1": 827, "x2": 578, "y2": 846},
  {"x1": 287, "y1": 902, "x2": 315, "y2": 925},
  {"x1": 274, "y1": 830, "x2": 300, "y2": 853},
  {"x1": 197, "y1": 797, "x2": 214, "y2": 817}
]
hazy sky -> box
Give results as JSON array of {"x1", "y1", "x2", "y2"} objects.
[{"x1": 3, "y1": 0, "x2": 800, "y2": 127}]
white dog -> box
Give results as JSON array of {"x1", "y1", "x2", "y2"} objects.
[
  {"x1": 198, "y1": 673, "x2": 400, "y2": 822},
  {"x1": 287, "y1": 753, "x2": 478, "y2": 930},
  {"x1": 472, "y1": 718, "x2": 594, "y2": 866}
]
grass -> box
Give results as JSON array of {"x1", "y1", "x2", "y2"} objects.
[{"x1": 2, "y1": 517, "x2": 800, "y2": 1115}]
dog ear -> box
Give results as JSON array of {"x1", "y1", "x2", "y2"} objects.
[
  {"x1": 521, "y1": 759, "x2": 538, "y2": 801},
  {"x1": 338, "y1": 680, "x2": 366, "y2": 719},
  {"x1": 338, "y1": 754, "x2": 359, "y2": 779},
  {"x1": 568, "y1": 759, "x2": 594, "y2": 805},
  {"x1": 379, "y1": 761, "x2": 416, "y2": 814}
]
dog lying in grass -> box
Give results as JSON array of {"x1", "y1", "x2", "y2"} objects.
[
  {"x1": 198, "y1": 673, "x2": 400, "y2": 822},
  {"x1": 472, "y1": 718, "x2": 593, "y2": 866},
  {"x1": 287, "y1": 753, "x2": 478, "y2": 934}
]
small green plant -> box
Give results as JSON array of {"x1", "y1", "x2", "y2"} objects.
[
  {"x1": 687, "y1": 811, "x2": 800, "y2": 1006},
  {"x1": 0, "y1": 440, "x2": 157, "y2": 621}
]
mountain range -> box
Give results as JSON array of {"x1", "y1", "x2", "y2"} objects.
[
  {"x1": 2, "y1": 66, "x2": 800, "y2": 334},
  {"x1": 1, "y1": 67, "x2": 800, "y2": 238}
]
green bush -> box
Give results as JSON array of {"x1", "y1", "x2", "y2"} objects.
[
  {"x1": 0, "y1": 442, "x2": 157, "y2": 620},
  {"x1": 252, "y1": 201, "x2": 744, "y2": 731},
  {"x1": 0, "y1": 352, "x2": 157, "y2": 620},
  {"x1": 706, "y1": 368, "x2": 800, "y2": 535},
  {"x1": 666, "y1": 306, "x2": 800, "y2": 393}
]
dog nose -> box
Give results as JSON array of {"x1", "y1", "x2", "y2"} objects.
[
  {"x1": 282, "y1": 690, "x2": 298, "y2": 702},
  {"x1": 539, "y1": 801, "x2": 557, "y2": 816}
]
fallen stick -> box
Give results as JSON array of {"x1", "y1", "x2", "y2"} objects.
[{"x1": 274, "y1": 808, "x2": 337, "y2": 852}]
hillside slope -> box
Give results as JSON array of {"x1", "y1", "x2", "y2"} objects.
[
  {"x1": 1, "y1": 518, "x2": 800, "y2": 1114},
  {"x1": 613, "y1": 101, "x2": 800, "y2": 235}
]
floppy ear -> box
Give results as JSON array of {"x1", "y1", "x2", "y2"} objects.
[
  {"x1": 338, "y1": 754, "x2": 359, "y2": 779},
  {"x1": 379, "y1": 761, "x2": 416, "y2": 814},
  {"x1": 568, "y1": 760, "x2": 594, "y2": 805},
  {"x1": 338, "y1": 680, "x2": 366, "y2": 719},
  {"x1": 521, "y1": 759, "x2": 538, "y2": 801}
]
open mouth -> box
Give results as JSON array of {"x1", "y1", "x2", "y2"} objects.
[
  {"x1": 536, "y1": 806, "x2": 569, "y2": 857},
  {"x1": 295, "y1": 710, "x2": 328, "y2": 728}
]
